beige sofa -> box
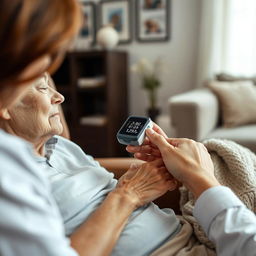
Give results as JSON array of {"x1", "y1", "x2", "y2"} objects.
[{"x1": 169, "y1": 88, "x2": 256, "y2": 153}]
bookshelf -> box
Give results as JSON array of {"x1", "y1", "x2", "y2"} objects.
[{"x1": 52, "y1": 50, "x2": 128, "y2": 157}]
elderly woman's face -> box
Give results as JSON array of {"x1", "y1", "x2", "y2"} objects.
[
  {"x1": 7, "y1": 74, "x2": 64, "y2": 140},
  {"x1": 0, "y1": 55, "x2": 51, "y2": 110}
]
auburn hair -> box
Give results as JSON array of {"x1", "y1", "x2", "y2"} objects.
[{"x1": 0, "y1": 0, "x2": 82, "y2": 86}]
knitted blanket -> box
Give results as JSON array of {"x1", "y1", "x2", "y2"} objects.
[{"x1": 180, "y1": 138, "x2": 256, "y2": 249}]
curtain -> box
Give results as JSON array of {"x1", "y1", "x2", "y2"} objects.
[{"x1": 196, "y1": 0, "x2": 256, "y2": 87}]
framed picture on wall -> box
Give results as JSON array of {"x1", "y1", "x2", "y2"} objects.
[
  {"x1": 136, "y1": 0, "x2": 170, "y2": 42},
  {"x1": 76, "y1": 2, "x2": 96, "y2": 49},
  {"x1": 99, "y1": 0, "x2": 132, "y2": 44}
]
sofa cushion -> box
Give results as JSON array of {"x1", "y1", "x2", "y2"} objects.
[
  {"x1": 206, "y1": 124, "x2": 256, "y2": 153},
  {"x1": 216, "y1": 72, "x2": 256, "y2": 85},
  {"x1": 208, "y1": 80, "x2": 256, "y2": 128}
]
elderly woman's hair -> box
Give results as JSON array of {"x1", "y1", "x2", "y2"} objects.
[{"x1": 0, "y1": 0, "x2": 82, "y2": 86}]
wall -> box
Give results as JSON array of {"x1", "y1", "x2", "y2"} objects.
[
  {"x1": 117, "y1": 0, "x2": 202, "y2": 115},
  {"x1": 86, "y1": 0, "x2": 202, "y2": 116}
]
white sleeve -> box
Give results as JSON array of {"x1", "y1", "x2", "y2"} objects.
[
  {"x1": 0, "y1": 142, "x2": 78, "y2": 256},
  {"x1": 193, "y1": 186, "x2": 256, "y2": 256}
]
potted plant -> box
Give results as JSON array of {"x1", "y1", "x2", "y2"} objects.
[{"x1": 131, "y1": 57, "x2": 164, "y2": 121}]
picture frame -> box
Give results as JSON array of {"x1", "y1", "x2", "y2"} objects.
[
  {"x1": 99, "y1": 0, "x2": 132, "y2": 44},
  {"x1": 76, "y1": 2, "x2": 96, "y2": 49},
  {"x1": 136, "y1": 0, "x2": 170, "y2": 42}
]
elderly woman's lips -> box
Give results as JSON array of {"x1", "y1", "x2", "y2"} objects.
[{"x1": 50, "y1": 113, "x2": 60, "y2": 117}]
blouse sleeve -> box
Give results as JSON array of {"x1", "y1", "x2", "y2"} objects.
[{"x1": 194, "y1": 186, "x2": 256, "y2": 256}]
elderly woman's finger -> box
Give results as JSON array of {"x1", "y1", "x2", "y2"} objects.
[
  {"x1": 134, "y1": 152, "x2": 159, "y2": 162},
  {"x1": 127, "y1": 144, "x2": 161, "y2": 157},
  {"x1": 149, "y1": 158, "x2": 165, "y2": 168},
  {"x1": 126, "y1": 145, "x2": 146, "y2": 153},
  {"x1": 168, "y1": 179, "x2": 179, "y2": 191},
  {"x1": 129, "y1": 162, "x2": 140, "y2": 170}
]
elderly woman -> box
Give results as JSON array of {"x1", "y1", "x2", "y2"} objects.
[{"x1": 0, "y1": 73, "x2": 183, "y2": 256}]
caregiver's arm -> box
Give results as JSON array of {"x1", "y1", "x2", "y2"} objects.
[
  {"x1": 194, "y1": 186, "x2": 256, "y2": 256},
  {"x1": 70, "y1": 159, "x2": 176, "y2": 256},
  {"x1": 146, "y1": 129, "x2": 256, "y2": 255}
]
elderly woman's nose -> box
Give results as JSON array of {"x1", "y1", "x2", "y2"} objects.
[{"x1": 52, "y1": 91, "x2": 64, "y2": 104}]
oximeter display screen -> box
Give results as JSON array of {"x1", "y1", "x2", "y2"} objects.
[{"x1": 119, "y1": 117, "x2": 147, "y2": 135}]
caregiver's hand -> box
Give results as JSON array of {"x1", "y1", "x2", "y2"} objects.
[
  {"x1": 126, "y1": 122, "x2": 166, "y2": 162},
  {"x1": 145, "y1": 129, "x2": 220, "y2": 199},
  {"x1": 116, "y1": 159, "x2": 177, "y2": 208}
]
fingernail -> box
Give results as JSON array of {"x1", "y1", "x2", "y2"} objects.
[{"x1": 147, "y1": 128, "x2": 155, "y2": 135}]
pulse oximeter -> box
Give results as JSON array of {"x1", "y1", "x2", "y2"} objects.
[{"x1": 116, "y1": 116, "x2": 153, "y2": 146}]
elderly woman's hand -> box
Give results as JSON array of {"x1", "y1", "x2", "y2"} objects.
[
  {"x1": 145, "y1": 129, "x2": 220, "y2": 199},
  {"x1": 116, "y1": 159, "x2": 177, "y2": 208},
  {"x1": 126, "y1": 122, "x2": 166, "y2": 162}
]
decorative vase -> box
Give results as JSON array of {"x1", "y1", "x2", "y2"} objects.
[
  {"x1": 147, "y1": 107, "x2": 161, "y2": 122},
  {"x1": 96, "y1": 26, "x2": 119, "y2": 50}
]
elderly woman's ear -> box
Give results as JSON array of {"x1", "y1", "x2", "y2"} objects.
[{"x1": 0, "y1": 109, "x2": 11, "y2": 120}]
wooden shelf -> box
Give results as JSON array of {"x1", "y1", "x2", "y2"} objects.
[
  {"x1": 56, "y1": 85, "x2": 70, "y2": 94},
  {"x1": 77, "y1": 86, "x2": 105, "y2": 93},
  {"x1": 80, "y1": 115, "x2": 107, "y2": 126},
  {"x1": 77, "y1": 76, "x2": 106, "y2": 88}
]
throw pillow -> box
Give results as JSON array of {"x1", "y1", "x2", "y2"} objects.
[{"x1": 207, "y1": 80, "x2": 256, "y2": 127}]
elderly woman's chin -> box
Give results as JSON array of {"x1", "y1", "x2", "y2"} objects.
[{"x1": 49, "y1": 116, "x2": 63, "y2": 136}]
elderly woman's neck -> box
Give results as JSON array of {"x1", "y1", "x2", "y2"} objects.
[
  {"x1": 0, "y1": 121, "x2": 49, "y2": 157},
  {"x1": 34, "y1": 138, "x2": 50, "y2": 157}
]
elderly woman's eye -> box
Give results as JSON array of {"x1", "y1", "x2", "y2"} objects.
[{"x1": 39, "y1": 87, "x2": 48, "y2": 92}]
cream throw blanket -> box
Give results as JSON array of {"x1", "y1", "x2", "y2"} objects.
[{"x1": 151, "y1": 139, "x2": 256, "y2": 256}]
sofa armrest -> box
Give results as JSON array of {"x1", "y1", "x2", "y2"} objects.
[
  {"x1": 95, "y1": 157, "x2": 181, "y2": 214},
  {"x1": 95, "y1": 158, "x2": 144, "y2": 177},
  {"x1": 168, "y1": 88, "x2": 219, "y2": 141}
]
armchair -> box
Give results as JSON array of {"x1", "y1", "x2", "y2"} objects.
[{"x1": 169, "y1": 88, "x2": 256, "y2": 153}]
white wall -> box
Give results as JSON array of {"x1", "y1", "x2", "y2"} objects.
[
  {"x1": 117, "y1": 0, "x2": 202, "y2": 115},
  {"x1": 89, "y1": 0, "x2": 202, "y2": 115}
]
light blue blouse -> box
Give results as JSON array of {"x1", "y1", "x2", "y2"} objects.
[
  {"x1": 0, "y1": 130, "x2": 78, "y2": 256},
  {"x1": 39, "y1": 136, "x2": 181, "y2": 256}
]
